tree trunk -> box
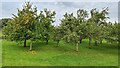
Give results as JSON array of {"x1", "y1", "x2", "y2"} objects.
[
  {"x1": 24, "y1": 38, "x2": 27, "y2": 47},
  {"x1": 46, "y1": 38, "x2": 48, "y2": 44},
  {"x1": 44, "y1": 34, "x2": 49, "y2": 44},
  {"x1": 89, "y1": 37, "x2": 92, "y2": 49},
  {"x1": 79, "y1": 35, "x2": 82, "y2": 44},
  {"x1": 94, "y1": 40, "x2": 98, "y2": 46},
  {"x1": 29, "y1": 40, "x2": 32, "y2": 51},
  {"x1": 100, "y1": 39, "x2": 103, "y2": 44},
  {"x1": 57, "y1": 40, "x2": 60, "y2": 47},
  {"x1": 80, "y1": 39, "x2": 82, "y2": 44},
  {"x1": 76, "y1": 43, "x2": 79, "y2": 52}
]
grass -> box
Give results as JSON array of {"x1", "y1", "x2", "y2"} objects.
[
  {"x1": 2, "y1": 39, "x2": 118, "y2": 66},
  {"x1": 0, "y1": 33, "x2": 2, "y2": 37},
  {"x1": 0, "y1": 32, "x2": 2, "y2": 67},
  {"x1": 0, "y1": 31, "x2": 2, "y2": 37}
]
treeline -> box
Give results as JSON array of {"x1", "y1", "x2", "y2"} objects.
[{"x1": 2, "y1": 2, "x2": 119, "y2": 51}]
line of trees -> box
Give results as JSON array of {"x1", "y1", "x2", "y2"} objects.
[{"x1": 2, "y1": 2, "x2": 119, "y2": 51}]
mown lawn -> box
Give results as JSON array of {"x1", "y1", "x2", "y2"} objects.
[{"x1": 2, "y1": 39, "x2": 118, "y2": 66}]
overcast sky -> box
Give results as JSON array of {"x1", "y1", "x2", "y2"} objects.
[{"x1": 1, "y1": 0, "x2": 119, "y2": 26}]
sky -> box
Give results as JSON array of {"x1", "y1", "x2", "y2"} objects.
[{"x1": 1, "y1": 0, "x2": 119, "y2": 26}]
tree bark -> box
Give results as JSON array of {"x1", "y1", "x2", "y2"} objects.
[
  {"x1": 29, "y1": 40, "x2": 32, "y2": 51},
  {"x1": 76, "y1": 43, "x2": 79, "y2": 52}
]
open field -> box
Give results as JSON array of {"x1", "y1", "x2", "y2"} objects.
[{"x1": 2, "y1": 39, "x2": 118, "y2": 66}]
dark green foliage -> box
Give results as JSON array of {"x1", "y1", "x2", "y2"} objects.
[{"x1": 0, "y1": 18, "x2": 11, "y2": 28}]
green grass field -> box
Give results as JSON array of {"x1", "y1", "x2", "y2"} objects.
[
  {"x1": 2, "y1": 39, "x2": 118, "y2": 66},
  {"x1": 0, "y1": 40, "x2": 1, "y2": 67}
]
